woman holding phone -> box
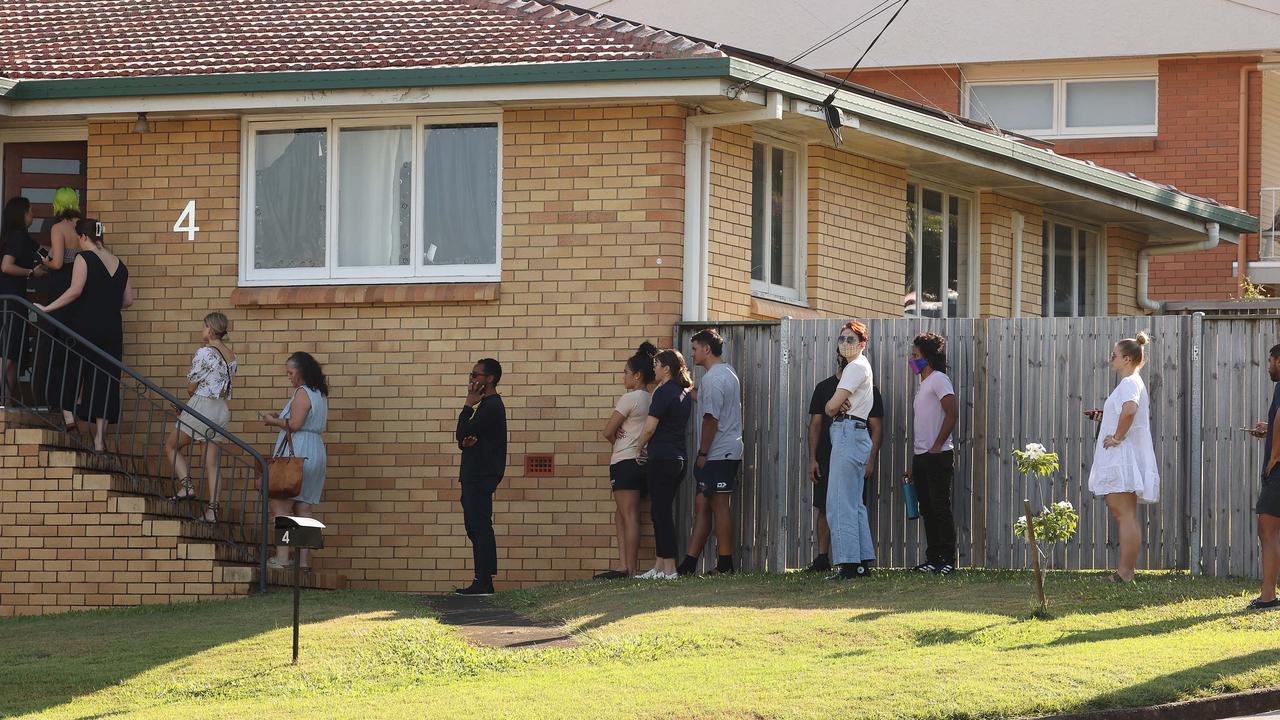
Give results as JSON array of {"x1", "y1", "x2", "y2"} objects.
[{"x1": 1086, "y1": 332, "x2": 1160, "y2": 584}]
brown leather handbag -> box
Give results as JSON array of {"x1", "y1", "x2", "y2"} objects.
[{"x1": 267, "y1": 431, "x2": 305, "y2": 500}]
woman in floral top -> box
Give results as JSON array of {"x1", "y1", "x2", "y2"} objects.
[{"x1": 165, "y1": 312, "x2": 237, "y2": 522}]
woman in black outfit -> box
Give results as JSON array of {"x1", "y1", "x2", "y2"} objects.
[
  {"x1": 37, "y1": 219, "x2": 134, "y2": 452},
  {"x1": 633, "y1": 348, "x2": 694, "y2": 580},
  {"x1": 0, "y1": 197, "x2": 46, "y2": 400},
  {"x1": 39, "y1": 189, "x2": 84, "y2": 426}
]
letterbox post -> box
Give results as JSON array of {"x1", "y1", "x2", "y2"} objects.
[
  {"x1": 273, "y1": 516, "x2": 325, "y2": 664},
  {"x1": 292, "y1": 551, "x2": 301, "y2": 664}
]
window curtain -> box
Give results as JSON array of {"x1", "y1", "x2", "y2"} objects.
[
  {"x1": 423, "y1": 125, "x2": 498, "y2": 266},
  {"x1": 338, "y1": 126, "x2": 412, "y2": 268},
  {"x1": 254, "y1": 129, "x2": 326, "y2": 269}
]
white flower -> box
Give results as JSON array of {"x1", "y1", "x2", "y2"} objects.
[
  {"x1": 1055, "y1": 500, "x2": 1074, "y2": 510},
  {"x1": 1023, "y1": 443, "x2": 1047, "y2": 459}
]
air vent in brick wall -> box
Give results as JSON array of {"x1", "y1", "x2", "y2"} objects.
[{"x1": 524, "y1": 454, "x2": 555, "y2": 477}]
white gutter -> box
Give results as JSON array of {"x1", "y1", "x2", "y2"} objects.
[
  {"x1": 682, "y1": 91, "x2": 784, "y2": 321},
  {"x1": 1137, "y1": 222, "x2": 1220, "y2": 314}
]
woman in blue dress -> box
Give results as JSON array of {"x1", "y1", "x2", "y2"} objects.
[{"x1": 262, "y1": 351, "x2": 329, "y2": 570}]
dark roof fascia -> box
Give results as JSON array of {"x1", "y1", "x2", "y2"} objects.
[{"x1": 0, "y1": 57, "x2": 732, "y2": 100}]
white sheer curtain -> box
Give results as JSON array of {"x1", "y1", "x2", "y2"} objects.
[
  {"x1": 423, "y1": 125, "x2": 498, "y2": 266},
  {"x1": 253, "y1": 129, "x2": 326, "y2": 269},
  {"x1": 338, "y1": 126, "x2": 412, "y2": 268}
]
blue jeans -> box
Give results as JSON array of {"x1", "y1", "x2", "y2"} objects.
[{"x1": 827, "y1": 420, "x2": 876, "y2": 565}]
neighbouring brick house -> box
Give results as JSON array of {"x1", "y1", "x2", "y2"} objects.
[
  {"x1": 597, "y1": 0, "x2": 1280, "y2": 304},
  {"x1": 0, "y1": 0, "x2": 1256, "y2": 613}
]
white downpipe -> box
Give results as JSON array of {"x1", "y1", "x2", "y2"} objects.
[
  {"x1": 681, "y1": 92, "x2": 785, "y2": 321},
  {"x1": 1137, "y1": 222, "x2": 1220, "y2": 314}
]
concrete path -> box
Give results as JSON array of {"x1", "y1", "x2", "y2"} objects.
[{"x1": 423, "y1": 594, "x2": 579, "y2": 649}]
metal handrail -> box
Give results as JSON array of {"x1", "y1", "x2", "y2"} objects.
[{"x1": 0, "y1": 294, "x2": 270, "y2": 592}]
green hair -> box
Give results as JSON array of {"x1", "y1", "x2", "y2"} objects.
[{"x1": 51, "y1": 187, "x2": 81, "y2": 220}]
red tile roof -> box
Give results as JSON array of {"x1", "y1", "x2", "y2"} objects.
[{"x1": 0, "y1": 0, "x2": 723, "y2": 80}]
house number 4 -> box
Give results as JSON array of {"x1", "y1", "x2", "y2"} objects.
[{"x1": 173, "y1": 200, "x2": 200, "y2": 241}]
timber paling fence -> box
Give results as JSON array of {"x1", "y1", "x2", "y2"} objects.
[{"x1": 674, "y1": 314, "x2": 1272, "y2": 577}]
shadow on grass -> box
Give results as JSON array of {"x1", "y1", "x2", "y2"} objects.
[
  {"x1": 0, "y1": 589, "x2": 426, "y2": 718},
  {"x1": 1009, "y1": 609, "x2": 1242, "y2": 650},
  {"x1": 502, "y1": 569, "x2": 1252, "y2": 635},
  {"x1": 1064, "y1": 648, "x2": 1280, "y2": 714}
]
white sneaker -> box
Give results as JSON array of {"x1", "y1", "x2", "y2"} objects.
[
  {"x1": 658, "y1": 571, "x2": 678, "y2": 580},
  {"x1": 636, "y1": 568, "x2": 660, "y2": 579}
]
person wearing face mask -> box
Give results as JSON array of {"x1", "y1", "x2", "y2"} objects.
[
  {"x1": 906, "y1": 332, "x2": 959, "y2": 575},
  {"x1": 805, "y1": 325, "x2": 884, "y2": 573},
  {"x1": 1086, "y1": 332, "x2": 1159, "y2": 584},
  {"x1": 822, "y1": 321, "x2": 877, "y2": 579}
]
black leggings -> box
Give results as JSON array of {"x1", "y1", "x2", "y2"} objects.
[{"x1": 647, "y1": 458, "x2": 686, "y2": 559}]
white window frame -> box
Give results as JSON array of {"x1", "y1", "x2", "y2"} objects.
[
  {"x1": 904, "y1": 178, "x2": 979, "y2": 319},
  {"x1": 964, "y1": 76, "x2": 1157, "y2": 139},
  {"x1": 749, "y1": 132, "x2": 808, "y2": 304},
  {"x1": 240, "y1": 111, "x2": 502, "y2": 287},
  {"x1": 1041, "y1": 217, "x2": 1107, "y2": 318}
]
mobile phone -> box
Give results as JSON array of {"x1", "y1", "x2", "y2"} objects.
[{"x1": 35, "y1": 246, "x2": 50, "y2": 263}]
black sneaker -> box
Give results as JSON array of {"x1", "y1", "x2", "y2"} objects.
[
  {"x1": 804, "y1": 557, "x2": 832, "y2": 573},
  {"x1": 935, "y1": 564, "x2": 955, "y2": 576},
  {"x1": 593, "y1": 569, "x2": 629, "y2": 580},
  {"x1": 912, "y1": 562, "x2": 937, "y2": 573},
  {"x1": 1246, "y1": 597, "x2": 1280, "y2": 611},
  {"x1": 454, "y1": 580, "x2": 495, "y2": 596},
  {"x1": 855, "y1": 564, "x2": 872, "y2": 578}
]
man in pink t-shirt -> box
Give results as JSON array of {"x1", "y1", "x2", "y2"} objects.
[{"x1": 906, "y1": 332, "x2": 959, "y2": 575}]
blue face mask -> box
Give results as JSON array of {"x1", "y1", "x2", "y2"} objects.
[{"x1": 909, "y1": 358, "x2": 930, "y2": 375}]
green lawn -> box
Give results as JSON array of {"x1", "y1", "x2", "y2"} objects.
[{"x1": 1, "y1": 571, "x2": 1277, "y2": 719}]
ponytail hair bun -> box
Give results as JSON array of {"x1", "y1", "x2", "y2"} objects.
[
  {"x1": 636, "y1": 341, "x2": 658, "y2": 358},
  {"x1": 1135, "y1": 331, "x2": 1152, "y2": 346}
]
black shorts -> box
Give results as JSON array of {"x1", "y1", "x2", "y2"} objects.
[
  {"x1": 695, "y1": 459, "x2": 740, "y2": 497},
  {"x1": 1259, "y1": 467, "x2": 1280, "y2": 517},
  {"x1": 813, "y1": 461, "x2": 830, "y2": 511},
  {"x1": 610, "y1": 459, "x2": 647, "y2": 494}
]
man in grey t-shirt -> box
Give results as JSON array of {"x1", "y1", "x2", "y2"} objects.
[{"x1": 677, "y1": 328, "x2": 744, "y2": 576}]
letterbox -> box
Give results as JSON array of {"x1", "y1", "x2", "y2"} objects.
[{"x1": 274, "y1": 516, "x2": 325, "y2": 549}]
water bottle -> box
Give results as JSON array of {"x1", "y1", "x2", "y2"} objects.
[{"x1": 902, "y1": 474, "x2": 920, "y2": 520}]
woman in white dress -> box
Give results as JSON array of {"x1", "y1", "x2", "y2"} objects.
[{"x1": 1087, "y1": 331, "x2": 1160, "y2": 583}]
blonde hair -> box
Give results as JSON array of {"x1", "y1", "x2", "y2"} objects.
[
  {"x1": 1115, "y1": 331, "x2": 1152, "y2": 364},
  {"x1": 204, "y1": 312, "x2": 229, "y2": 340}
]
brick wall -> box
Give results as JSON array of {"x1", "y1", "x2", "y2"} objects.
[
  {"x1": 807, "y1": 145, "x2": 907, "y2": 318},
  {"x1": 706, "y1": 126, "x2": 755, "y2": 319},
  {"x1": 1046, "y1": 57, "x2": 1261, "y2": 301},
  {"x1": 82, "y1": 106, "x2": 687, "y2": 593},
  {"x1": 1107, "y1": 227, "x2": 1146, "y2": 316},
  {"x1": 848, "y1": 66, "x2": 962, "y2": 116},
  {"x1": 979, "y1": 194, "x2": 1044, "y2": 318},
  {"x1": 850, "y1": 58, "x2": 1260, "y2": 303}
]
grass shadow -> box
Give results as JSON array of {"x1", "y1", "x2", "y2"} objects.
[
  {"x1": 1009, "y1": 609, "x2": 1241, "y2": 650},
  {"x1": 0, "y1": 589, "x2": 424, "y2": 718},
  {"x1": 499, "y1": 569, "x2": 1254, "y2": 637},
  {"x1": 1061, "y1": 648, "x2": 1280, "y2": 714}
]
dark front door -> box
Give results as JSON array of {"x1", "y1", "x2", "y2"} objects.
[{"x1": 2, "y1": 141, "x2": 88, "y2": 246}]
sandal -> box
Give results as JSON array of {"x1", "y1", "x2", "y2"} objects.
[
  {"x1": 168, "y1": 477, "x2": 198, "y2": 501},
  {"x1": 1103, "y1": 572, "x2": 1133, "y2": 584},
  {"x1": 203, "y1": 501, "x2": 219, "y2": 523},
  {"x1": 267, "y1": 558, "x2": 289, "y2": 570}
]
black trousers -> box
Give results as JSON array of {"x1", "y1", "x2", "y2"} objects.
[
  {"x1": 912, "y1": 451, "x2": 956, "y2": 566},
  {"x1": 461, "y1": 479, "x2": 500, "y2": 580},
  {"x1": 647, "y1": 458, "x2": 686, "y2": 559}
]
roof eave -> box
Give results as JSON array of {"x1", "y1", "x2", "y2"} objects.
[{"x1": 0, "y1": 57, "x2": 732, "y2": 101}]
